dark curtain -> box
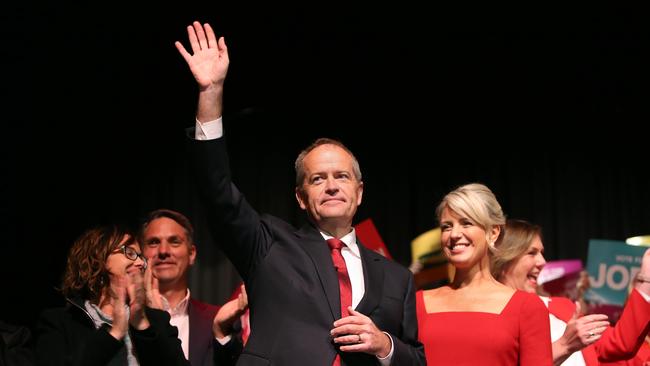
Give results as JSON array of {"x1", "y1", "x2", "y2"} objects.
[{"x1": 4, "y1": 1, "x2": 649, "y2": 332}]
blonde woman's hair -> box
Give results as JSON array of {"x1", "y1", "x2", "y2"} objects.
[{"x1": 436, "y1": 183, "x2": 506, "y2": 254}]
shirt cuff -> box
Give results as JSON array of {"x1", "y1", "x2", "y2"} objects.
[
  {"x1": 195, "y1": 117, "x2": 223, "y2": 140},
  {"x1": 214, "y1": 334, "x2": 232, "y2": 345},
  {"x1": 376, "y1": 332, "x2": 394, "y2": 366}
]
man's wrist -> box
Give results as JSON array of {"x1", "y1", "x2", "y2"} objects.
[
  {"x1": 376, "y1": 332, "x2": 393, "y2": 359},
  {"x1": 215, "y1": 334, "x2": 232, "y2": 345}
]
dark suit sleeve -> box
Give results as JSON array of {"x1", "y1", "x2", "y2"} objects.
[
  {"x1": 131, "y1": 308, "x2": 190, "y2": 366},
  {"x1": 212, "y1": 336, "x2": 243, "y2": 366},
  {"x1": 35, "y1": 309, "x2": 121, "y2": 366},
  {"x1": 188, "y1": 133, "x2": 274, "y2": 282},
  {"x1": 0, "y1": 321, "x2": 34, "y2": 366},
  {"x1": 387, "y1": 273, "x2": 426, "y2": 366}
]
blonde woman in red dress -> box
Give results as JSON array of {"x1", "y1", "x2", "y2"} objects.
[{"x1": 416, "y1": 183, "x2": 553, "y2": 365}]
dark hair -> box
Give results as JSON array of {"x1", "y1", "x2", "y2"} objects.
[
  {"x1": 294, "y1": 138, "x2": 362, "y2": 187},
  {"x1": 61, "y1": 225, "x2": 134, "y2": 303},
  {"x1": 139, "y1": 208, "x2": 194, "y2": 246},
  {"x1": 491, "y1": 219, "x2": 542, "y2": 280}
]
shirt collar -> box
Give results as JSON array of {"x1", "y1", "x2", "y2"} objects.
[
  {"x1": 321, "y1": 228, "x2": 361, "y2": 258},
  {"x1": 161, "y1": 289, "x2": 191, "y2": 316}
]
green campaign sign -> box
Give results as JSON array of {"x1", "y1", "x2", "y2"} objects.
[{"x1": 585, "y1": 239, "x2": 646, "y2": 306}]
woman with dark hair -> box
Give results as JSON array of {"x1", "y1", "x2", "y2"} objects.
[{"x1": 35, "y1": 225, "x2": 190, "y2": 366}]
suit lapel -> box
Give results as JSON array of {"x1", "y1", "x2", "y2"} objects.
[
  {"x1": 188, "y1": 300, "x2": 213, "y2": 366},
  {"x1": 296, "y1": 224, "x2": 339, "y2": 320},
  {"x1": 355, "y1": 243, "x2": 384, "y2": 316},
  {"x1": 188, "y1": 301, "x2": 200, "y2": 366}
]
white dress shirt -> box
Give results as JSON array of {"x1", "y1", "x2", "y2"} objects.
[{"x1": 161, "y1": 290, "x2": 191, "y2": 360}]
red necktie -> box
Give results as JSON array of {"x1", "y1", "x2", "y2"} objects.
[{"x1": 327, "y1": 238, "x2": 352, "y2": 366}]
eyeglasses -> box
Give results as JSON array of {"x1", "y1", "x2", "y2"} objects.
[{"x1": 114, "y1": 245, "x2": 147, "y2": 268}]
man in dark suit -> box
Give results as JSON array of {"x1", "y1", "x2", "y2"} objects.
[
  {"x1": 140, "y1": 209, "x2": 246, "y2": 366},
  {"x1": 175, "y1": 21, "x2": 425, "y2": 365}
]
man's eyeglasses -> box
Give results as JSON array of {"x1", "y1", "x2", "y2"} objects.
[{"x1": 114, "y1": 245, "x2": 147, "y2": 268}]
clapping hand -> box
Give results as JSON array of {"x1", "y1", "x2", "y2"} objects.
[
  {"x1": 213, "y1": 284, "x2": 248, "y2": 339},
  {"x1": 126, "y1": 265, "x2": 150, "y2": 330},
  {"x1": 144, "y1": 263, "x2": 163, "y2": 310}
]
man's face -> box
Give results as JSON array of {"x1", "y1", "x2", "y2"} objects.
[
  {"x1": 141, "y1": 217, "x2": 196, "y2": 288},
  {"x1": 295, "y1": 144, "x2": 363, "y2": 229}
]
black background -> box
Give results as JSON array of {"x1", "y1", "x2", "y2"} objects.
[{"x1": 3, "y1": 2, "x2": 650, "y2": 330}]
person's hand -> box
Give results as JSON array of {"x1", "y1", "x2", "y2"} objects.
[
  {"x1": 108, "y1": 275, "x2": 128, "y2": 340},
  {"x1": 330, "y1": 307, "x2": 392, "y2": 358},
  {"x1": 126, "y1": 266, "x2": 150, "y2": 330},
  {"x1": 175, "y1": 21, "x2": 229, "y2": 92},
  {"x1": 213, "y1": 285, "x2": 248, "y2": 339},
  {"x1": 558, "y1": 302, "x2": 609, "y2": 353},
  {"x1": 144, "y1": 263, "x2": 163, "y2": 310}
]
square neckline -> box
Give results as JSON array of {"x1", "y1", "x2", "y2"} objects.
[{"x1": 418, "y1": 288, "x2": 523, "y2": 316}]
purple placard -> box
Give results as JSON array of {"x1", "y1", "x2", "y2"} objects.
[
  {"x1": 538, "y1": 259, "x2": 584, "y2": 301},
  {"x1": 538, "y1": 259, "x2": 583, "y2": 285}
]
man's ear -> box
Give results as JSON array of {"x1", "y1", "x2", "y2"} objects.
[
  {"x1": 295, "y1": 187, "x2": 307, "y2": 210},
  {"x1": 356, "y1": 181, "x2": 364, "y2": 206},
  {"x1": 189, "y1": 244, "x2": 197, "y2": 266}
]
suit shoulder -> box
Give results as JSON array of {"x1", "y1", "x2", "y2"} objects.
[
  {"x1": 39, "y1": 306, "x2": 66, "y2": 318},
  {"x1": 259, "y1": 213, "x2": 296, "y2": 232},
  {"x1": 37, "y1": 306, "x2": 68, "y2": 325},
  {"x1": 362, "y1": 248, "x2": 412, "y2": 276}
]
